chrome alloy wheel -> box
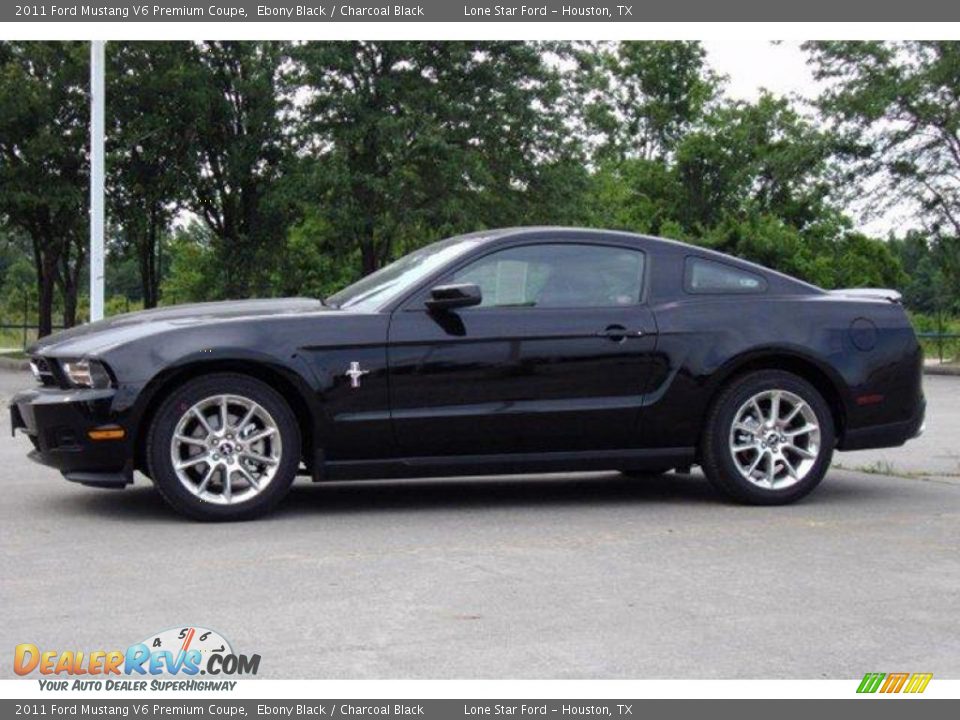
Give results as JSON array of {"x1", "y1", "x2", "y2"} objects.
[
  {"x1": 728, "y1": 389, "x2": 821, "y2": 490},
  {"x1": 170, "y1": 394, "x2": 282, "y2": 505}
]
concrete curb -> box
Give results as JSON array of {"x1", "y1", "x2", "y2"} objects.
[
  {"x1": 0, "y1": 356, "x2": 30, "y2": 372},
  {"x1": 924, "y1": 364, "x2": 960, "y2": 376}
]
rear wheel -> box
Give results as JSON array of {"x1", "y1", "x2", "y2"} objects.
[
  {"x1": 146, "y1": 373, "x2": 301, "y2": 521},
  {"x1": 701, "y1": 370, "x2": 834, "y2": 505}
]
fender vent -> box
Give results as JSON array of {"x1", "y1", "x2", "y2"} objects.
[{"x1": 29, "y1": 357, "x2": 58, "y2": 387}]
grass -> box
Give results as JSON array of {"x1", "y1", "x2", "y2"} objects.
[
  {"x1": 833, "y1": 459, "x2": 960, "y2": 481},
  {"x1": 853, "y1": 460, "x2": 896, "y2": 476},
  {"x1": 0, "y1": 327, "x2": 30, "y2": 350},
  {"x1": 919, "y1": 337, "x2": 960, "y2": 364}
]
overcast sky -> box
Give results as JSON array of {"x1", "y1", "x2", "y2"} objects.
[{"x1": 703, "y1": 39, "x2": 818, "y2": 101}]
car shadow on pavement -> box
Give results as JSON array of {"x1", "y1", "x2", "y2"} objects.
[
  {"x1": 277, "y1": 470, "x2": 903, "y2": 518},
  {"x1": 49, "y1": 469, "x2": 902, "y2": 521},
  {"x1": 49, "y1": 482, "x2": 176, "y2": 521},
  {"x1": 52, "y1": 471, "x2": 719, "y2": 521},
  {"x1": 277, "y1": 472, "x2": 724, "y2": 518}
]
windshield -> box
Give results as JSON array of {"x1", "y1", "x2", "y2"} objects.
[{"x1": 327, "y1": 235, "x2": 488, "y2": 312}]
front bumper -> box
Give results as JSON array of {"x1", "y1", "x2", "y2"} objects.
[{"x1": 10, "y1": 386, "x2": 134, "y2": 488}]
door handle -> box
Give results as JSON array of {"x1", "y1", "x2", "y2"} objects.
[{"x1": 596, "y1": 325, "x2": 643, "y2": 341}]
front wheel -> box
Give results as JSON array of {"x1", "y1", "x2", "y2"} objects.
[
  {"x1": 146, "y1": 373, "x2": 301, "y2": 521},
  {"x1": 700, "y1": 370, "x2": 835, "y2": 505}
]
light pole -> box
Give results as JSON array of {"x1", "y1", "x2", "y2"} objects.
[{"x1": 89, "y1": 40, "x2": 105, "y2": 322}]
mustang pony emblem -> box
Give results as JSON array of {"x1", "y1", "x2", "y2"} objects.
[{"x1": 345, "y1": 361, "x2": 370, "y2": 389}]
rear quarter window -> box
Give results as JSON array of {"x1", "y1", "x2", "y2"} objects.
[{"x1": 684, "y1": 257, "x2": 768, "y2": 294}]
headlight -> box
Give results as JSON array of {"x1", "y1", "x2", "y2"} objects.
[{"x1": 60, "y1": 359, "x2": 113, "y2": 389}]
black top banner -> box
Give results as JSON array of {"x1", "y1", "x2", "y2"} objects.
[{"x1": 6, "y1": 0, "x2": 960, "y2": 22}]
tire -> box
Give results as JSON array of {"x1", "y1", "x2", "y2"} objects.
[
  {"x1": 146, "y1": 373, "x2": 301, "y2": 521},
  {"x1": 700, "y1": 370, "x2": 834, "y2": 505}
]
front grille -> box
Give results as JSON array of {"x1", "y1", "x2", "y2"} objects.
[{"x1": 29, "y1": 357, "x2": 58, "y2": 387}]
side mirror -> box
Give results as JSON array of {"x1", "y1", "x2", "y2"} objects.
[{"x1": 425, "y1": 283, "x2": 482, "y2": 311}]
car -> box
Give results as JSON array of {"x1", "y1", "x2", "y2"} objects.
[{"x1": 10, "y1": 227, "x2": 925, "y2": 520}]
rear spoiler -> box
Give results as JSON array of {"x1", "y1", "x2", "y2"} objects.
[{"x1": 828, "y1": 288, "x2": 903, "y2": 303}]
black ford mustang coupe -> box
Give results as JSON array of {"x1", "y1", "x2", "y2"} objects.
[{"x1": 11, "y1": 228, "x2": 925, "y2": 520}]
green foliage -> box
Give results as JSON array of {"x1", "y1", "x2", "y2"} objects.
[
  {"x1": 105, "y1": 295, "x2": 141, "y2": 317},
  {"x1": 271, "y1": 209, "x2": 358, "y2": 300},
  {"x1": 673, "y1": 94, "x2": 837, "y2": 233},
  {"x1": 159, "y1": 223, "x2": 220, "y2": 304},
  {"x1": 890, "y1": 232, "x2": 957, "y2": 315},
  {"x1": 580, "y1": 87, "x2": 903, "y2": 291},
  {"x1": 291, "y1": 41, "x2": 584, "y2": 274},
  {"x1": 2, "y1": 40, "x2": 957, "y2": 334},
  {"x1": 584, "y1": 159, "x2": 681, "y2": 234},
  {"x1": 805, "y1": 41, "x2": 960, "y2": 230},
  {"x1": 107, "y1": 42, "x2": 196, "y2": 307},
  {"x1": 0, "y1": 41, "x2": 89, "y2": 334},
  {"x1": 909, "y1": 312, "x2": 960, "y2": 362},
  {"x1": 586, "y1": 41, "x2": 720, "y2": 161},
  {"x1": 805, "y1": 41, "x2": 960, "y2": 305}
]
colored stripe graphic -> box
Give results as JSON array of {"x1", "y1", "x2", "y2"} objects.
[
  {"x1": 881, "y1": 672, "x2": 910, "y2": 693},
  {"x1": 857, "y1": 672, "x2": 932, "y2": 694},
  {"x1": 857, "y1": 673, "x2": 885, "y2": 693},
  {"x1": 904, "y1": 673, "x2": 933, "y2": 694}
]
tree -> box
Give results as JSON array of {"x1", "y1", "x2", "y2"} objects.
[
  {"x1": 179, "y1": 41, "x2": 293, "y2": 298},
  {"x1": 582, "y1": 88, "x2": 904, "y2": 290},
  {"x1": 159, "y1": 221, "x2": 220, "y2": 305},
  {"x1": 805, "y1": 41, "x2": 960, "y2": 301},
  {"x1": 0, "y1": 226, "x2": 36, "y2": 323},
  {"x1": 585, "y1": 41, "x2": 719, "y2": 162},
  {"x1": 805, "y1": 42, "x2": 960, "y2": 233},
  {"x1": 107, "y1": 42, "x2": 195, "y2": 308},
  {"x1": 583, "y1": 158, "x2": 681, "y2": 234},
  {"x1": 0, "y1": 41, "x2": 89, "y2": 335},
  {"x1": 292, "y1": 41, "x2": 582, "y2": 276},
  {"x1": 672, "y1": 93, "x2": 837, "y2": 233}
]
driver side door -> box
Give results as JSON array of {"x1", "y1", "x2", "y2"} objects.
[{"x1": 386, "y1": 240, "x2": 659, "y2": 457}]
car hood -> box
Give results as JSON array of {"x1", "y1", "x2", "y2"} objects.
[{"x1": 29, "y1": 297, "x2": 327, "y2": 357}]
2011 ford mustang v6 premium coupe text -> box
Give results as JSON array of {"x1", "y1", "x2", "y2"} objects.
[{"x1": 10, "y1": 228, "x2": 925, "y2": 520}]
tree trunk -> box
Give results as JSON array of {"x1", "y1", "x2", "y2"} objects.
[
  {"x1": 156, "y1": 233, "x2": 163, "y2": 306},
  {"x1": 360, "y1": 240, "x2": 378, "y2": 275},
  {"x1": 140, "y1": 234, "x2": 158, "y2": 308},
  {"x1": 62, "y1": 285, "x2": 77, "y2": 328},
  {"x1": 36, "y1": 255, "x2": 57, "y2": 338},
  {"x1": 30, "y1": 237, "x2": 60, "y2": 339},
  {"x1": 58, "y1": 263, "x2": 77, "y2": 328},
  {"x1": 142, "y1": 206, "x2": 160, "y2": 308},
  {"x1": 58, "y1": 238, "x2": 84, "y2": 328}
]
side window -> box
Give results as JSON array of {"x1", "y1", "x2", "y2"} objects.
[
  {"x1": 684, "y1": 257, "x2": 767, "y2": 294},
  {"x1": 451, "y1": 243, "x2": 645, "y2": 309}
]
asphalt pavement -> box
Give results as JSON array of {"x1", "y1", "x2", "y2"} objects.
[{"x1": 0, "y1": 368, "x2": 957, "y2": 679}]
